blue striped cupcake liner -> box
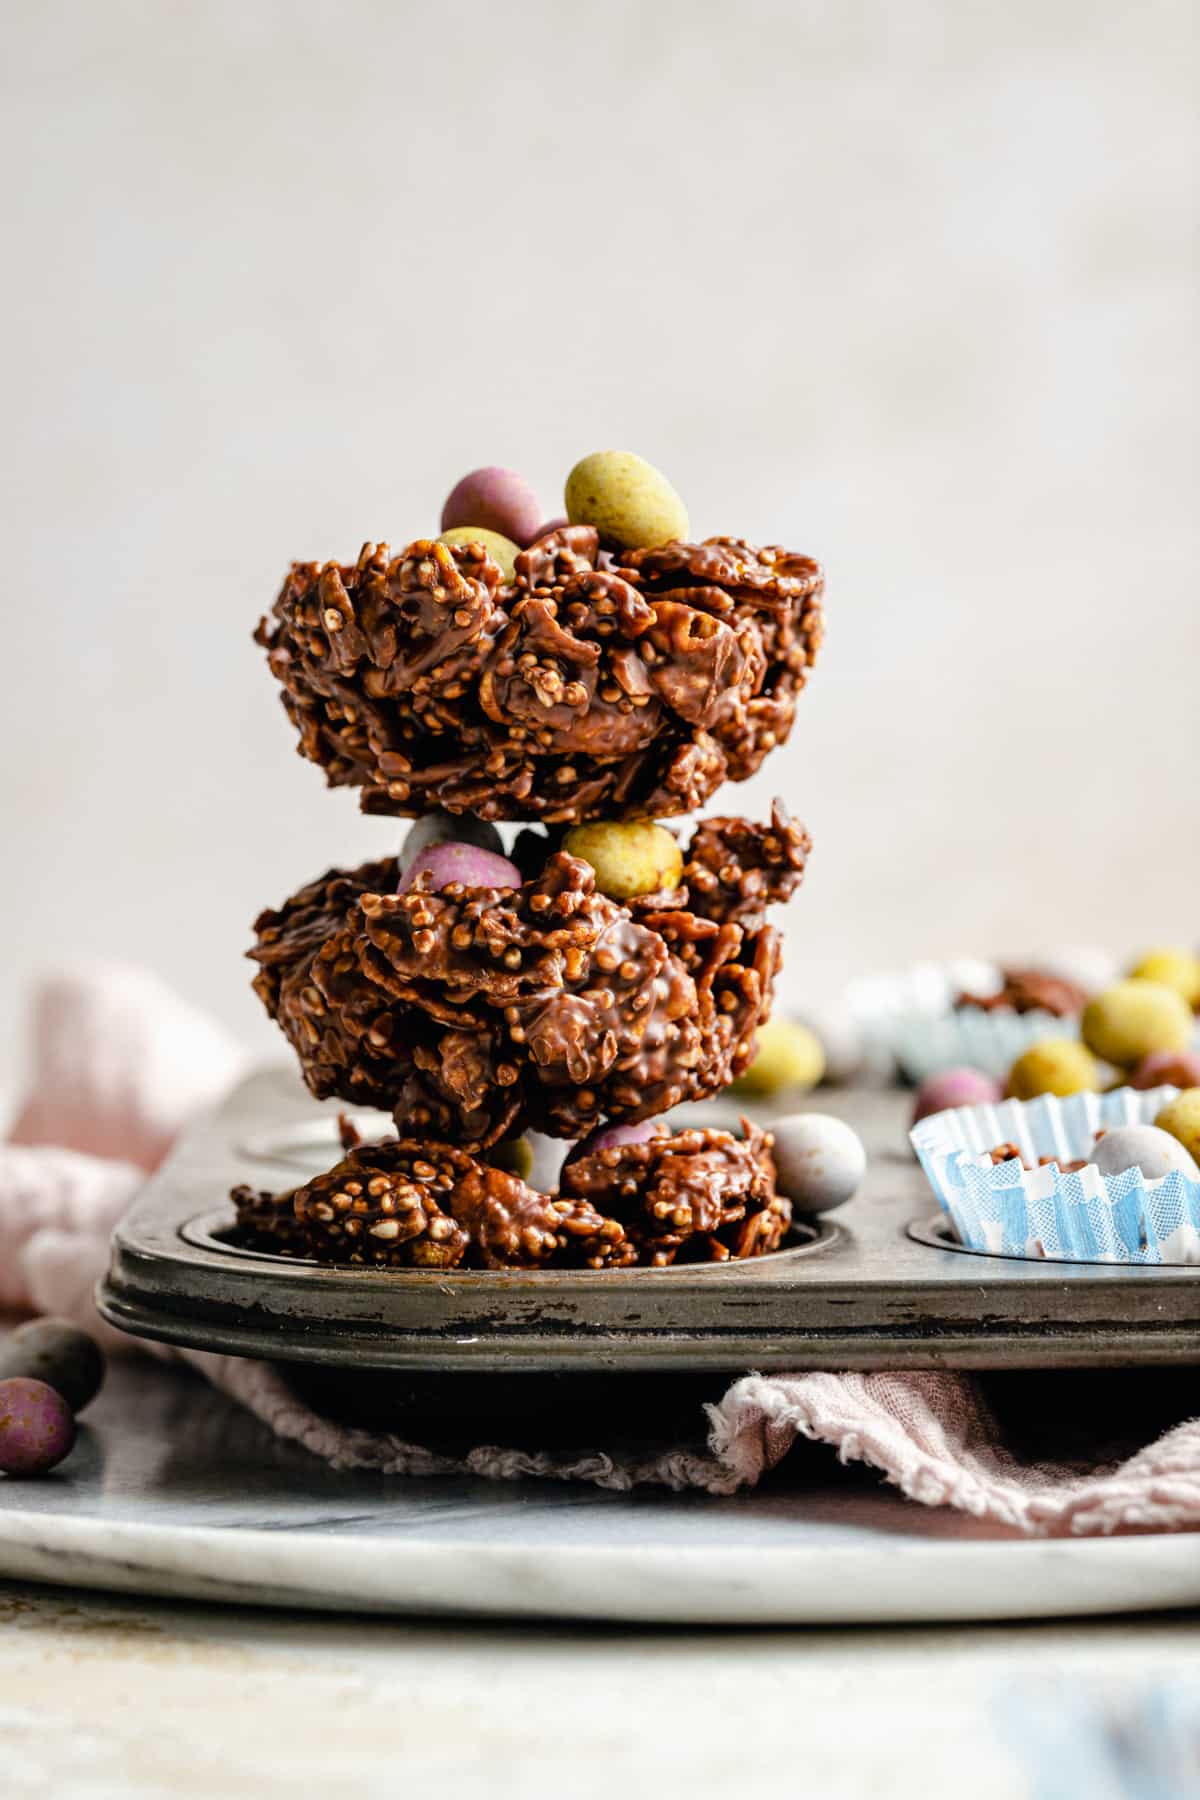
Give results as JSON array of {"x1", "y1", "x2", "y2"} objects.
[{"x1": 910, "y1": 1085, "x2": 1200, "y2": 1265}]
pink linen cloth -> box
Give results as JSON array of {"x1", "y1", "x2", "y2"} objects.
[{"x1": 4, "y1": 966, "x2": 1199, "y2": 1534}]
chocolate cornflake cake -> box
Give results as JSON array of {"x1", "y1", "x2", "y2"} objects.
[
  {"x1": 559, "y1": 1119, "x2": 787, "y2": 1265},
  {"x1": 232, "y1": 1121, "x2": 786, "y2": 1270},
  {"x1": 956, "y1": 967, "x2": 1090, "y2": 1017},
  {"x1": 248, "y1": 806, "x2": 807, "y2": 1147},
  {"x1": 256, "y1": 528, "x2": 823, "y2": 824},
  {"x1": 238, "y1": 460, "x2": 824, "y2": 1272}
]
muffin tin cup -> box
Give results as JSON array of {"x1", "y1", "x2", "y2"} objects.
[{"x1": 910, "y1": 1085, "x2": 1200, "y2": 1266}]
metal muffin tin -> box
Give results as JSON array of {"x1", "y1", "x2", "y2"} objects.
[{"x1": 98, "y1": 1067, "x2": 1200, "y2": 1373}]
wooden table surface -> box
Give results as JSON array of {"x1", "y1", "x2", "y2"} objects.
[{"x1": 3, "y1": 1580, "x2": 1198, "y2": 1800}]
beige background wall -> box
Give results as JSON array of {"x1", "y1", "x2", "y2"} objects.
[{"x1": 2, "y1": 0, "x2": 1196, "y2": 1079}]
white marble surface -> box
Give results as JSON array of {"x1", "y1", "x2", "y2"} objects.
[{"x1": 1, "y1": 1357, "x2": 1198, "y2": 1626}]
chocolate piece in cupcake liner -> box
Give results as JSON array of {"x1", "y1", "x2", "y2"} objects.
[
  {"x1": 255, "y1": 529, "x2": 823, "y2": 823},
  {"x1": 910, "y1": 1084, "x2": 1200, "y2": 1264},
  {"x1": 231, "y1": 1120, "x2": 788, "y2": 1271},
  {"x1": 248, "y1": 808, "x2": 806, "y2": 1149}
]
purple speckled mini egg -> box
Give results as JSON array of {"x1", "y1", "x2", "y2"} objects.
[
  {"x1": 399, "y1": 841, "x2": 521, "y2": 894},
  {"x1": 0, "y1": 1377, "x2": 76, "y2": 1477},
  {"x1": 566, "y1": 1118, "x2": 669, "y2": 1165},
  {"x1": 911, "y1": 1066, "x2": 1002, "y2": 1127},
  {"x1": 440, "y1": 466, "x2": 544, "y2": 548}
]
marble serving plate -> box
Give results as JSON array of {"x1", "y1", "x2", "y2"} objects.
[
  {"x1": 0, "y1": 1356, "x2": 1198, "y2": 1623},
  {"x1": 96, "y1": 1068, "x2": 1200, "y2": 1380}
]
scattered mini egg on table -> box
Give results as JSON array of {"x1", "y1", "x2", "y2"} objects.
[
  {"x1": 0, "y1": 1377, "x2": 77, "y2": 1477},
  {"x1": 1081, "y1": 980, "x2": 1193, "y2": 1068},
  {"x1": 1126, "y1": 947, "x2": 1200, "y2": 1011},
  {"x1": 1091, "y1": 1125, "x2": 1200, "y2": 1182},
  {"x1": 770, "y1": 1113, "x2": 867, "y2": 1216},
  {"x1": 440, "y1": 466, "x2": 544, "y2": 548},
  {"x1": 1129, "y1": 1048, "x2": 1200, "y2": 1091},
  {"x1": 1154, "y1": 1089, "x2": 1200, "y2": 1163},
  {"x1": 911, "y1": 1066, "x2": 1002, "y2": 1126},
  {"x1": 562, "y1": 819, "x2": 683, "y2": 902},
  {"x1": 1007, "y1": 1038, "x2": 1100, "y2": 1100},
  {"x1": 399, "y1": 841, "x2": 521, "y2": 894},
  {"x1": 0, "y1": 1318, "x2": 106, "y2": 1413},
  {"x1": 792, "y1": 1009, "x2": 863, "y2": 1087},
  {"x1": 731, "y1": 1017, "x2": 826, "y2": 1098},
  {"x1": 564, "y1": 450, "x2": 689, "y2": 549}
]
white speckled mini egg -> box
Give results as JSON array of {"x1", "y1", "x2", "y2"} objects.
[
  {"x1": 771, "y1": 1112, "x2": 867, "y2": 1216},
  {"x1": 1092, "y1": 1124, "x2": 1200, "y2": 1182}
]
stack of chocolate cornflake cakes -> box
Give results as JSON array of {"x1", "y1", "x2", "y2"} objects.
[{"x1": 234, "y1": 452, "x2": 824, "y2": 1271}]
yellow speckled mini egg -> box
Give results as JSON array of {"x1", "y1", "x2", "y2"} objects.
[
  {"x1": 1127, "y1": 948, "x2": 1200, "y2": 1011},
  {"x1": 1007, "y1": 1038, "x2": 1100, "y2": 1100},
  {"x1": 1154, "y1": 1089, "x2": 1200, "y2": 1164},
  {"x1": 562, "y1": 820, "x2": 683, "y2": 902},
  {"x1": 436, "y1": 525, "x2": 520, "y2": 582},
  {"x1": 564, "y1": 450, "x2": 689, "y2": 550},
  {"x1": 1081, "y1": 980, "x2": 1193, "y2": 1068},
  {"x1": 731, "y1": 1018, "x2": 826, "y2": 1098}
]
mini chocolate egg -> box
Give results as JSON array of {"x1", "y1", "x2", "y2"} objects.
[
  {"x1": 794, "y1": 1009, "x2": 863, "y2": 1086},
  {"x1": 577, "y1": 1118, "x2": 668, "y2": 1155},
  {"x1": 440, "y1": 466, "x2": 543, "y2": 548},
  {"x1": 487, "y1": 1137, "x2": 535, "y2": 1182},
  {"x1": 1154, "y1": 1089, "x2": 1200, "y2": 1163},
  {"x1": 731, "y1": 1018, "x2": 826, "y2": 1098},
  {"x1": 563, "y1": 1117, "x2": 670, "y2": 1170},
  {"x1": 531, "y1": 517, "x2": 570, "y2": 540},
  {"x1": 1082, "y1": 980, "x2": 1193, "y2": 1067},
  {"x1": 1129, "y1": 1048, "x2": 1200, "y2": 1091},
  {"x1": 562, "y1": 819, "x2": 683, "y2": 902},
  {"x1": 1091, "y1": 1125, "x2": 1200, "y2": 1182},
  {"x1": 0, "y1": 1377, "x2": 76, "y2": 1477},
  {"x1": 398, "y1": 810, "x2": 505, "y2": 877},
  {"x1": 400, "y1": 841, "x2": 521, "y2": 893},
  {"x1": 564, "y1": 450, "x2": 689, "y2": 549},
  {"x1": 1007, "y1": 1039, "x2": 1101, "y2": 1100},
  {"x1": 770, "y1": 1113, "x2": 866, "y2": 1215},
  {"x1": 911, "y1": 1067, "x2": 1002, "y2": 1126},
  {"x1": 436, "y1": 525, "x2": 520, "y2": 583},
  {"x1": 1127, "y1": 948, "x2": 1200, "y2": 1011},
  {"x1": 0, "y1": 1319, "x2": 105, "y2": 1413}
]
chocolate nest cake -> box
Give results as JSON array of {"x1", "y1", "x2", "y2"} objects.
[
  {"x1": 248, "y1": 803, "x2": 808, "y2": 1146},
  {"x1": 257, "y1": 528, "x2": 823, "y2": 823},
  {"x1": 235, "y1": 458, "x2": 824, "y2": 1271}
]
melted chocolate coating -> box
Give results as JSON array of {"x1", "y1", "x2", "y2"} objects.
[
  {"x1": 681, "y1": 799, "x2": 811, "y2": 928},
  {"x1": 256, "y1": 529, "x2": 823, "y2": 822},
  {"x1": 249, "y1": 811, "x2": 804, "y2": 1146}
]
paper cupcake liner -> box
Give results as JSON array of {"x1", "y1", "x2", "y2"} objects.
[
  {"x1": 847, "y1": 958, "x2": 1089, "y2": 1084},
  {"x1": 910, "y1": 1085, "x2": 1200, "y2": 1265}
]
